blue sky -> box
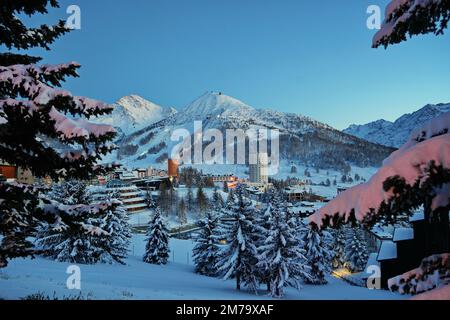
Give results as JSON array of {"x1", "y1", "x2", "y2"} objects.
[{"x1": 20, "y1": 0, "x2": 450, "y2": 129}]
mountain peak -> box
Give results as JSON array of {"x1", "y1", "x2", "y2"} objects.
[
  {"x1": 96, "y1": 95, "x2": 176, "y2": 135},
  {"x1": 116, "y1": 95, "x2": 161, "y2": 110},
  {"x1": 181, "y1": 91, "x2": 254, "y2": 119}
]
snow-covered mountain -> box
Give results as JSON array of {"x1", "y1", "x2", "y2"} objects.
[
  {"x1": 344, "y1": 103, "x2": 450, "y2": 147},
  {"x1": 111, "y1": 91, "x2": 394, "y2": 170},
  {"x1": 96, "y1": 95, "x2": 177, "y2": 137}
]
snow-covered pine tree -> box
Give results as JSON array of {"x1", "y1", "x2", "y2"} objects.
[
  {"x1": 0, "y1": 2, "x2": 115, "y2": 181},
  {"x1": 331, "y1": 226, "x2": 347, "y2": 269},
  {"x1": 373, "y1": 0, "x2": 450, "y2": 48},
  {"x1": 158, "y1": 181, "x2": 171, "y2": 217},
  {"x1": 48, "y1": 180, "x2": 92, "y2": 205},
  {"x1": 0, "y1": 183, "x2": 39, "y2": 267},
  {"x1": 186, "y1": 187, "x2": 195, "y2": 213},
  {"x1": 344, "y1": 226, "x2": 369, "y2": 272},
  {"x1": 143, "y1": 207, "x2": 170, "y2": 265},
  {"x1": 301, "y1": 226, "x2": 333, "y2": 285},
  {"x1": 196, "y1": 186, "x2": 209, "y2": 217},
  {"x1": 192, "y1": 211, "x2": 221, "y2": 276},
  {"x1": 95, "y1": 191, "x2": 131, "y2": 265},
  {"x1": 0, "y1": 1, "x2": 116, "y2": 267},
  {"x1": 215, "y1": 187, "x2": 259, "y2": 292},
  {"x1": 178, "y1": 198, "x2": 187, "y2": 224},
  {"x1": 212, "y1": 187, "x2": 224, "y2": 209},
  {"x1": 225, "y1": 189, "x2": 236, "y2": 209},
  {"x1": 36, "y1": 180, "x2": 127, "y2": 264},
  {"x1": 253, "y1": 203, "x2": 273, "y2": 291},
  {"x1": 144, "y1": 189, "x2": 156, "y2": 209},
  {"x1": 35, "y1": 207, "x2": 109, "y2": 264},
  {"x1": 223, "y1": 181, "x2": 229, "y2": 193},
  {"x1": 257, "y1": 211, "x2": 310, "y2": 297}
]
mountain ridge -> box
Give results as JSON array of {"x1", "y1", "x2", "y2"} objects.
[
  {"x1": 344, "y1": 103, "x2": 450, "y2": 147},
  {"x1": 105, "y1": 92, "x2": 394, "y2": 171}
]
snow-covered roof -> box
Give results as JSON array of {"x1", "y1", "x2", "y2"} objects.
[
  {"x1": 122, "y1": 196, "x2": 146, "y2": 204},
  {"x1": 393, "y1": 228, "x2": 414, "y2": 242},
  {"x1": 370, "y1": 225, "x2": 393, "y2": 240},
  {"x1": 125, "y1": 203, "x2": 147, "y2": 210},
  {"x1": 409, "y1": 211, "x2": 425, "y2": 222},
  {"x1": 377, "y1": 241, "x2": 397, "y2": 261}
]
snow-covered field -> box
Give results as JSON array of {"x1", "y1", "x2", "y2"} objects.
[{"x1": 0, "y1": 234, "x2": 402, "y2": 300}]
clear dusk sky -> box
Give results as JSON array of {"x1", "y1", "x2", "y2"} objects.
[{"x1": 20, "y1": 0, "x2": 450, "y2": 129}]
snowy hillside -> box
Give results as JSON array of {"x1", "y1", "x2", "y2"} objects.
[
  {"x1": 110, "y1": 92, "x2": 394, "y2": 170},
  {"x1": 96, "y1": 95, "x2": 177, "y2": 138},
  {"x1": 344, "y1": 103, "x2": 450, "y2": 147}
]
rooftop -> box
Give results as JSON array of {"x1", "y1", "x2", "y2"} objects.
[
  {"x1": 393, "y1": 228, "x2": 414, "y2": 242},
  {"x1": 377, "y1": 241, "x2": 397, "y2": 261}
]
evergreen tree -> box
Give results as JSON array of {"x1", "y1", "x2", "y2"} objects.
[
  {"x1": 212, "y1": 187, "x2": 224, "y2": 209},
  {"x1": 301, "y1": 226, "x2": 333, "y2": 285},
  {"x1": 344, "y1": 226, "x2": 369, "y2": 272},
  {"x1": 196, "y1": 186, "x2": 209, "y2": 217},
  {"x1": 253, "y1": 203, "x2": 273, "y2": 291},
  {"x1": 0, "y1": 2, "x2": 115, "y2": 179},
  {"x1": 186, "y1": 187, "x2": 195, "y2": 213},
  {"x1": 225, "y1": 189, "x2": 236, "y2": 209},
  {"x1": 291, "y1": 164, "x2": 297, "y2": 174},
  {"x1": 0, "y1": 1, "x2": 115, "y2": 267},
  {"x1": 36, "y1": 181, "x2": 124, "y2": 264},
  {"x1": 144, "y1": 189, "x2": 156, "y2": 209},
  {"x1": 169, "y1": 188, "x2": 179, "y2": 217},
  {"x1": 96, "y1": 191, "x2": 132, "y2": 264},
  {"x1": 143, "y1": 207, "x2": 170, "y2": 265},
  {"x1": 223, "y1": 181, "x2": 229, "y2": 193},
  {"x1": 331, "y1": 226, "x2": 347, "y2": 269},
  {"x1": 193, "y1": 211, "x2": 221, "y2": 276},
  {"x1": 0, "y1": 183, "x2": 39, "y2": 267},
  {"x1": 159, "y1": 181, "x2": 170, "y2": 217},
  {"x1": 215, "y1": 188, "x2": 259, "y2": 292},
  {"x1": 48, "y1": 180, "x2": 92, "y2": 205},
  {"x1": 257, "y1": 211, "x2": 310, "y2": 297},
  {"x1": 178, "y1": 198, "x2": 187, "y2": 224}
]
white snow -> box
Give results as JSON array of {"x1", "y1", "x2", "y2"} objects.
[
  {"x1": 49, "y1": 107, "x2": 115, "y2": 139},
  {"x1": 0, "y1": 234, "x2": 402, "y2": 300}
]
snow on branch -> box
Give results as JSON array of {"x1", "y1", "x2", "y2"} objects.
[
  {"x1": 373, "y1": 0, "x2": 450, "y2": 48},
  {"x1": 309, "y1": 112, "x2": 450, "y2": 228},
  {"x1": 49, "y1": 107, "x2": 115, "y2": 140},
  {"x1": 0, "y1": 63, "x2": 113, "y2": 116}
]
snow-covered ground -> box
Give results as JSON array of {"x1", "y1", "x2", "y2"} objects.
[{"x1": 0, "y1": 234, "x2": 402, "y2": 300}]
